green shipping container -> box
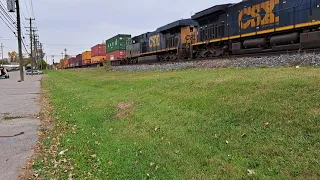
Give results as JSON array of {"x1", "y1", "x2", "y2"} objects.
[{"x1": 106, "y1": 34, "x2": 131, "y2": 53}]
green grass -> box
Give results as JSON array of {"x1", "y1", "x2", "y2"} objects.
[{"x1": 35, "y1": 67, "x2": 320, "y2": 179}]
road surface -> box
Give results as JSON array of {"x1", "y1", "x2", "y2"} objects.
[{"x1": 0, "y1": 71, "x2": 41, "y2": 180}]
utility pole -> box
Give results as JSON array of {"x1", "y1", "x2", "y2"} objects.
[
  {"x1": 40, "y1": 43, "x2": 43, "y2": 70},
  {"x1": 26, "y1": 18, "x2": 35, "y2": 75},
  {"x1": 33, "y1": 31, "x2": 38, "y2": 69},
  {"x1": 1, "y1": 43, "x2": 3, "y2": 66},
  {"x1": 45, "y1": 55, "x2": 48, "y2": 70},
  {"x1": 16, "y1": 0, "x2": 24, "y2": 81},
  {"x1": 64, "y1": 48, "x2": 67, "y2": 58}
]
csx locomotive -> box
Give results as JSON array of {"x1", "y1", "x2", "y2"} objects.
[{"x1": 124, "y1": 0, "x2": 320, "y2": 64}]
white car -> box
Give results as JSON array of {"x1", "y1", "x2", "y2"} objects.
[{"x1": 26, "y1": 69, "x2": 43, "y2": 75}]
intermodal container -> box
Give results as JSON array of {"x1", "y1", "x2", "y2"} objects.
[
  {"x1": 68, "y1": 57, "x2": 76, "y2": 67},
  {"x1": 82, "y1": 51, "x2": 91, "y2": 60},
  {"x1": 82, "y1": 59, "x2": 91, "y2": 65},
  {"x1": 76, "y1": 54, "x2": 82, "y2": 62},
  {"x1": 91, "y1": 56, "x2": 106, "y2": 63},
  {"x1": 75, "y1": 54, "x2": 82, "y2": 66},
  {"x1": 63, "y1": 59, "x2": 68, "y2": 69},
  {"x1": 106, "y1": 50, "x2": 126, "y2": 61},
  {"x1": 106, "y1": 34, "x2": 131, "y2": 53},
  {"x1": 76, "y1": 61, "x2": 82, "y2": 67},
  {"x1": 91, "y1": 44, "x2": 106, "y2": 57}
]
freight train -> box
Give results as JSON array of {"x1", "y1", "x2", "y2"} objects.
[{"x1": 65, "y1": 0, "x2": 320, "y2": 68}]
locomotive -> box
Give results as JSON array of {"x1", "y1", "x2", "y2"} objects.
[{"x1": 124, "y1": 0, "x2": 320, "y2": 64}]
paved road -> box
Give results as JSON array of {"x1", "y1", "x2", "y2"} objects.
[{"x1": 0, "y1": 71, "x2": 41, "y2": 180}]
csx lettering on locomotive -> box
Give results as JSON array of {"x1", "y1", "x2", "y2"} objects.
[
  {"x1": 149, "y1": 34, "x2": 160, "y2": 47},
  {"x1": 238, "y1": 0, "x2": 280, "y2": 29}
]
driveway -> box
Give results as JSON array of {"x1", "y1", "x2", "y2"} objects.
[{"x1": 0, "y1": 71, "x2": 41, "y2": 180}]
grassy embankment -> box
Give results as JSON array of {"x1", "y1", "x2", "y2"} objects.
[{"x1": 35, "y1": 67, "x2": 319, "y2": 179}]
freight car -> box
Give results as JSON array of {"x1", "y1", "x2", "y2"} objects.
[
  {"x1": 191, "y1": 0, "x2": 320, "y2": 57},
  {"x1": 62, "y1": 0, "x2": 320, "y2": 69},
  {"x1": 124, "y1": 19, "x2": 198, "y2": 65}
]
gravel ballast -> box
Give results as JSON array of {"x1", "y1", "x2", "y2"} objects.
[{"x1": 110, "y1": 53, "x2": 320, "y2": 72}]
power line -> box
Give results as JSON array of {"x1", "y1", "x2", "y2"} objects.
[
  {"x1": 0, "y1": 1, "x2": 16, "y2": 24},
  {"x1": 0, "y1": 14, "x2": 16, "y2": 34},
  {"x1": 30, "y1": 0, "x2": 35, "y2": 18},
  {"x1": 24, "y1": 0, "x2": 30, "y2": 16},
  {"x1": 44, "y1": 44, "x2": 92, "y2": 47},
  {"x1": 21, "y1": 40, "x2": 29, "y2": 54}
]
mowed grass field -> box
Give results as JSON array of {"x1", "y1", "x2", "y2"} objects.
[{"x1": 35, "y1": 67, "x2": 320, "y2": 179}]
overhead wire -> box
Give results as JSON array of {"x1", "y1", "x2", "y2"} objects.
[
  {"x1": 0, "y1": 0, "x2": 38, "y2": 56},
  {"x1": 0, "y1": 0, "x2": 29, "y2": 54},
  {"x1": 30, "y1": 0, "x2": 35, "y2": 18},
  {"x1": 0, "y1": 5, "x2": 16, "y2": 31},
  {"x1": 29, "y1": 0, "x2": 37, "y2": 31},
  {"x1": 24, "y1": 0, "x2": 30, "y2": 16},
  {"x1": 0, "y1": 1, "x2": 16, "y2": 24},
  {"x1": 0, "y1": 13, "x2": 16, "y2": 34}
]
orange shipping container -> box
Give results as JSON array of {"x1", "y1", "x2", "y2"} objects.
[
  {"x1": 91, "y1": 56, "x2": 106, "y2": 63},
  {"x1": 82, "y1": 51, "x2": 91, "y2": 60},
  {"x1": 63, "y1": 59, "x2": 68, "y2": 68}
]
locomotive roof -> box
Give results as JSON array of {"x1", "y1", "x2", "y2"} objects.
[
  {"x1": 191, "y1": 3, "x2": 232, "y2": 20},
  {"x1": 156, "y1": 19, "x2": 199, "y2": 32}
]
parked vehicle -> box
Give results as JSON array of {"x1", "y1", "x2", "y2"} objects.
[
  {"x1": 26, "y1": 69, "x2": 43, "y2": 75},
  {"x1": 0, "y1": 67, "x2": 9, "y2": 78}
]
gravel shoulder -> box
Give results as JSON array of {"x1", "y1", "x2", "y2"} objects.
[{"x1": 0, "y1": 71, "x2": 41, "y2": 180}]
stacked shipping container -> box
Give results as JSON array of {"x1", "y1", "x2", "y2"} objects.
[
  {"x1": 63, "y1": 59, "x2": 68, "y2": 69},
  {"x1": 106, "y1": 50, "x2": 126, "y2": 61},
  {"x1": 68, "y1": 57, "x2": 76, "y2": 68},
  {"x1": 106, "y1": 34, "x2": 131, "y2": 61},
  {"x1": 75, "y1": 54, "x2": 82, "y2": 66},
  {"x1": 82, "y1": 51, "x2": 91, "y2": 65},
  {"x1": 91, "y1": 44, "x2": 107, "y2": 63}
]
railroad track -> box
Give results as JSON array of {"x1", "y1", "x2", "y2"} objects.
[{"x1": 129, "y1": 48, "x2": 320, "y2": 66}]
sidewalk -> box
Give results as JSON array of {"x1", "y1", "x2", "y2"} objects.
[{"x1": 0, "y1": 71, "x2": 41, "y2": 180}]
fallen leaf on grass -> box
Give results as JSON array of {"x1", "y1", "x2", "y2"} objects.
[
  {"x1": 264, "y1": 122, "x2": 270, "y2": 127},
  {"x1": 149, "y1": 162, "x2": 155, "y2": 167},
  {"x1": 68, "y1": 173, "x2": 75, "y2": 180},
  {"x1": 247, "y1": 169, "x2": 255, "y2": 175},
  {"x1": 108, "y1": 160, "x2": 113, "y2": 165},
  {"x1": 90, "y1": 154, "x2": 97, "y2": 158},
  {"x1": 59, "y1": 149, "x2": 68, "y2": 155}
]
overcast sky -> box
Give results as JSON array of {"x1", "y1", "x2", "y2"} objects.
[{"x1": 0, "y1": 0, "x2": 240, "y2": 64}]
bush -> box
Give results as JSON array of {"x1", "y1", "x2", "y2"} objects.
[{"x1": 104, "y1": 60, "x2": 111, "y2": 70}]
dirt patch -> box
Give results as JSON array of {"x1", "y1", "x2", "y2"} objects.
[
  {"x1": 312, "y1": 108, "x2": 320, "y2": 115},
  {"x1": 115, "y1": 102, "x2": 134, "y2": 118}
]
